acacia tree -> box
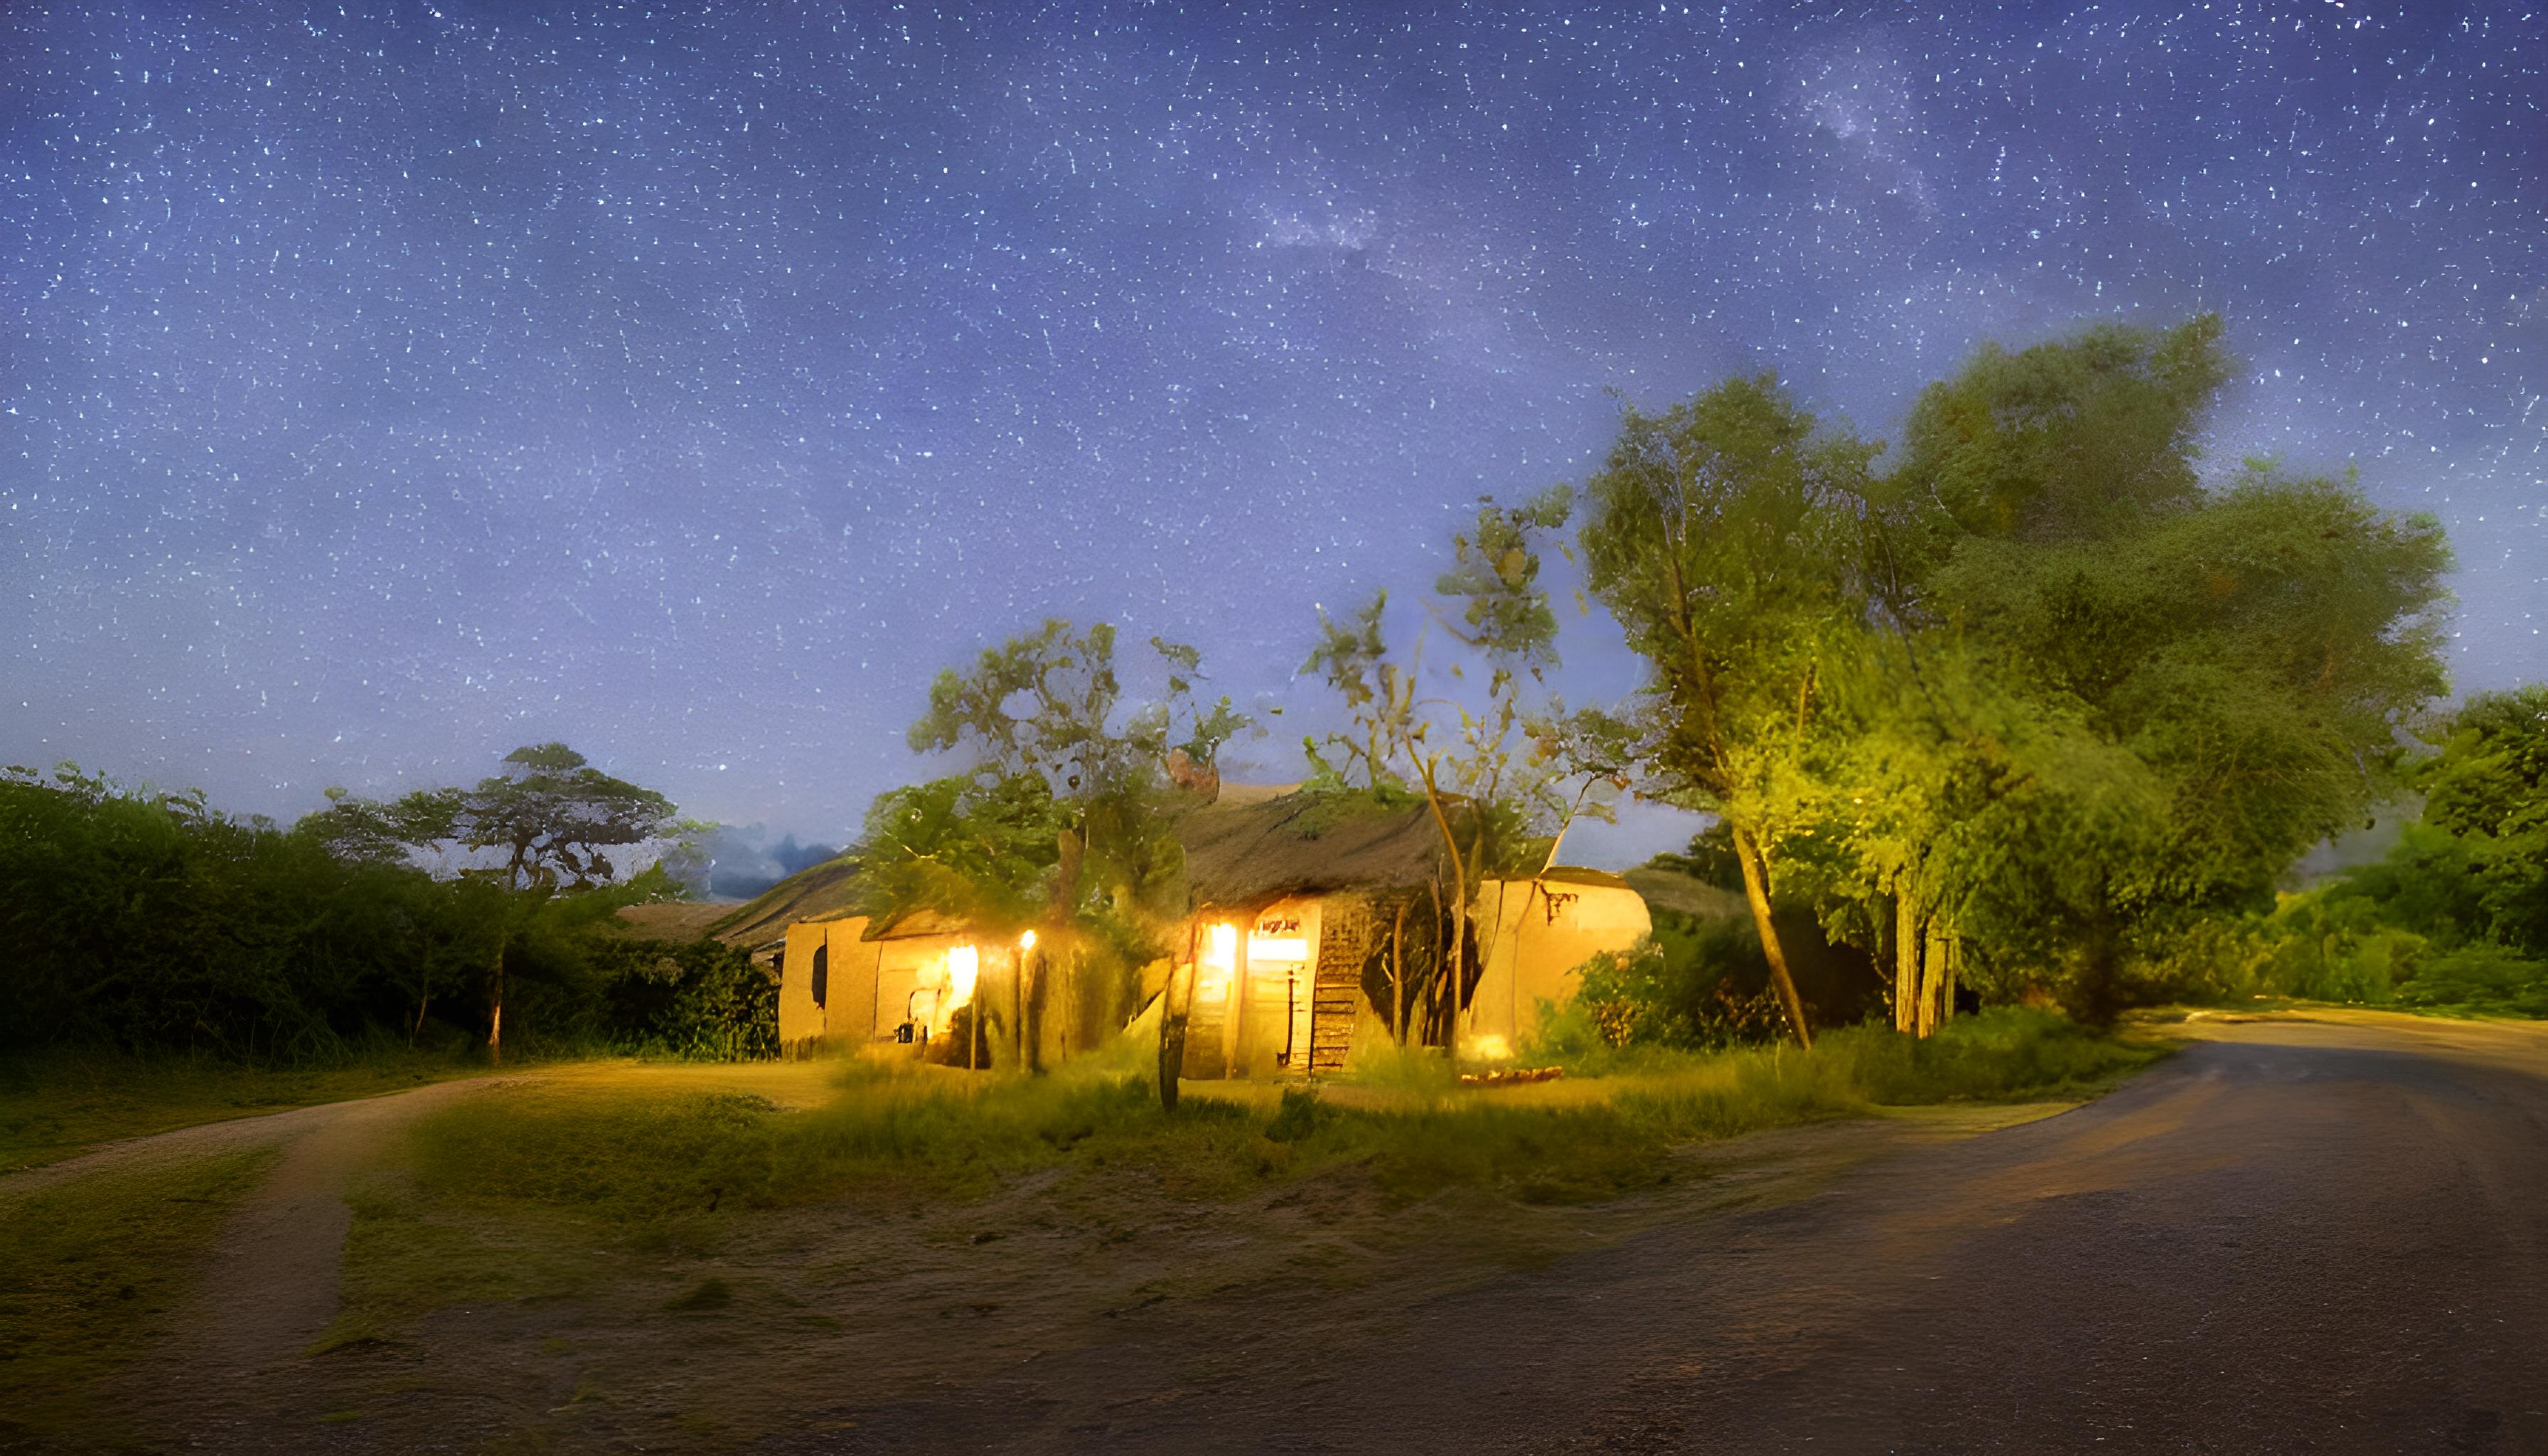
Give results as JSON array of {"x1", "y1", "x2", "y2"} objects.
[
  {"x1": 370, "y1": 743, "x2": 680, "y2": 1061},
  {"x1": 1575, "y1": 375, "x2": 1879, "y2": 1047}
]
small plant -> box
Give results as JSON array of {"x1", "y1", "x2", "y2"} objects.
[
  {"x1": 1262, "y1": 1087, "x2": 1335, "y2": 1143},
  {"x1": 665, "y1": 1277, "x2": 732, "y2": 1312}
]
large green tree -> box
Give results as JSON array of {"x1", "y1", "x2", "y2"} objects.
[
  {"x1": 1869, "y1": 318, "x2": 2451, "y2": 1016},
  {"x1": 1575, "y1": 374, "x2": 1880, "y2": 1046}
]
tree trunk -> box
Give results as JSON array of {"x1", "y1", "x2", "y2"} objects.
[
  {"x1": 486, "y1": 946, "x2": 505, "y2": 1066},
  {"x1": 1940, "y1": 931, "x2": 1961, "y2": 1026},
  {"x1": 1156, "y1": 934, "x2": 1194, "y2": 1112},
  {"x1": 1389, "y1": 898, "x2": 1410, "y2": 1045},
  {"x1": 1893, "y1": 892, "x2": 1921, "y2": 1035},
  {"x1": 1730, "y1": 823, "x2": 1813, "y2": 1049},
  {"x1": 1415, "y1": 778, "x2": 1470, "y2": 1056},
  {"x1": 1442, "y1": 901, "x2": 1466, "y2": 1052},
  {"x1": 1917, "y1": 920, "x2": 1947, "y2": 1039}
]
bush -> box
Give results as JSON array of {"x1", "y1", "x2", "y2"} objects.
[
  {"x1": 2394, "y1": 943, "x2": 2548, "y2": 1016},
  {"x1": 585, "y1": 938, "x2": 778, "y2": 1061},
  {"x1": 0, "y1": 767, "x2": 774, "y2": 1064},
  {"x1": 1558, "y1": 912, "x2": 1783, "y2": 1057}
]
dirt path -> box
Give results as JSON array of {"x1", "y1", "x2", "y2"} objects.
[
  {"x1": 794, "y1": 1011, "x2": 2548, "y2": 1453},
  {"x1": 3, "y1": 1079, "x2": 496, "y2": 1197},
  {"x1": 87, "y1": 1076, "x2": 505, "y2": 1445},
  {"x1": 8, "y1": 1060, "x2": 842, "y2": 1450}
]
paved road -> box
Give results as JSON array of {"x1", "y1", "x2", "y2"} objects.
[{"x1": 822, "y1": 1014, "x2": 2548, "y2": 1454}]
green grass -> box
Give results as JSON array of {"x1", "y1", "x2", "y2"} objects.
[
  {"x1": 0, "y1": 1147, "x2": 277, "y2": 1437},
  {"x1": 323, "y1": 1008, "x2": 2161, "y2": 1348},
  {"x1": 380, "y1": 1007, "x2": 2159, "y2": 1226},
  {"x1": 0, "y1": 1046, "x2": 488, "y2": 1169}
]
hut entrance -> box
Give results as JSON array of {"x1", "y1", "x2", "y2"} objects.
[
  {"x1": 1249, "y1": 911, "x2": 1312, "y2": 1072},
  {"x1": 1183, "y1": 921, "x2": 1239, "y2": 1077}
]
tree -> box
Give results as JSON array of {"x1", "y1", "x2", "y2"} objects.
[
  {"x1": 1863, "y1": 318, "x2": 2451, "y2": 1017},
  {"x1": 2409, "y1": 685, "x2": 2548, "y2": 958},
  {"x1": 1575, "y1": 375, "x2": 1880, "y2": 1046},
  {"x1": 1778, "y1": 633, "x2": 2161, "y2": 1034},
  {"x1": 887, "y1": 621, "x2": 1250, "y2": 1088},
  {"x1": 384, "y1": 744, "x2": 682, "y2": 1061},
  {"x1": 1300, "y1": 487, "x2": 1606, "y2": 1051},
  {"x1": 399, "y1": 743, "x2": 679, "y2": 894}
]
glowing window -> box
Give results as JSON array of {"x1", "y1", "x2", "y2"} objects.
[
  {"x1": 947, "y1": 944, "x2": 980, "y2": 1007},
  {"x1": 1194, "y1": 922, "x2": 1238, "y2": 1005},
  {"x1": 1201, "y1": 922, "x2": 1238, "y2": 970},
  {"x1": 1247, "y1": 935, "x2": 1310, "y2": 963}
]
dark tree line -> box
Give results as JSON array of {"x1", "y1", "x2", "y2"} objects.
[{"x1": 0, "y1": 749, "x2": 770, "y2": 1063}]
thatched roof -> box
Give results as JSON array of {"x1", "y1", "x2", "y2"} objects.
[
  {"x1": 700, "y1": 855, "x2": 864, "y2": 948},
  {"x1": 1177, "y1": 789, "x2": 1451, "y2": 910},
  {"x1": 611, "y1": 901, "x2": 742, "y2": 943},
  {"x1": 1621, "y1": 866, "x2": 1749, "y2": 921},
  {"x1": 685, "y1": 786, "x2": 1650, "y2": 942}
]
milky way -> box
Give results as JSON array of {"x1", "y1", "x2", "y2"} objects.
[{"x1": 4, "y1": 1, "x2": 2541, "y2": 866}]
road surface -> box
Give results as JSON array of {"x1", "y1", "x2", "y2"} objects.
[{"x1": 814, "y1": 1012, "x2": 2548, "y2": 1454}]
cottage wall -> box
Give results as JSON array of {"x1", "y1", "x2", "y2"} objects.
[
  {"x1": 1467, "y1": 877, "x2": 1653, "y2": 1057},
  {"x1": 783, "y1": 918, "x2": 1029, "y2": 1056},
  {"x1": 778, "y1": 916, "x2": 879, "y2": 1051},
  {"x1": 825, "y1": 919, "x2": 884, "y2": 1041}
]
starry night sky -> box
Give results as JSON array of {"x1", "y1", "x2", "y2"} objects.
[{"x1": 4, "y1": 1, "x2": 2542, "y2": 873}]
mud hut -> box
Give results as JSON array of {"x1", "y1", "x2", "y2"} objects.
[
  {"x1": 748, "y1": 786, "x2": 1652, "y2": 1074},
  {"x1": 1169, "y1": 788, "x2": 1651, "y2": 1077},
  {"x1": 770, "y1": 908, "x2": 1029, "y2": 1064}
]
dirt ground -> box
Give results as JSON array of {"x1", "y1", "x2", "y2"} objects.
[
  {"x1": 1, "y1": 1058, "x2": 2065, "y2": 1453},
  {"x1": 52, "y1": 1013, "x2": 2542, "y2": 1452}
]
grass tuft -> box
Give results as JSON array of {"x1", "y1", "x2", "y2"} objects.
[{"x1": 665, "y1": 1276, "x2": 732, "y2": 1312}]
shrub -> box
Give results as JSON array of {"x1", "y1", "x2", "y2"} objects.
[
  {"x1": 2394, "y1": 943, "x2": 2548, "y2": 1016},
  {"x1": 1562, "y1": 912, "x2": 1783, "y2": 1056}
]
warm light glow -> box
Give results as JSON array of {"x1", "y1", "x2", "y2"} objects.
[
  {"x1": 1019, "y1": 928, "x2": 1037, "y2": 951},
  {"x1": 1246, "y1": 935, "x2": 1310, "y2": 962},
  {"x1": 1194, "y1": 922, "x2": 1238, "y2": 1005},
  {"x1": 946, "y1": 944, "x2": 980, "y2": 1007},
  {"x1": 1201, "y1": 922, "x2": 1238, "y2": 970},
  {"x1": 1465, "y1": 1033, "x2": 1514, "y2": 1062}
]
